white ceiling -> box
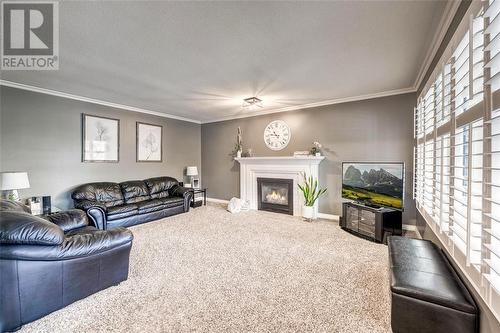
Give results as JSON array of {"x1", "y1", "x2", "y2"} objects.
[{"x1": 1, "y1": 1, "x2": 450, "y2": 123}]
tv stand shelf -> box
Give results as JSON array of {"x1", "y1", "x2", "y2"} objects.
[{"x1": 340, "y1": 202, "x2": 402, "y2": 243}]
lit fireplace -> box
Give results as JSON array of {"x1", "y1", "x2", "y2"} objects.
[
  {"x1": 265, "y1": 190, "x2": 288, "y2": 205},
  {"x1": 257, "y1": 178, "x2": 293, "y2": 215}
]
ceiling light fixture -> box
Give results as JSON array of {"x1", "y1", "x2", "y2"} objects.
[{"x1": 242, "y1": 96, "x2": 263, "y2": 109}]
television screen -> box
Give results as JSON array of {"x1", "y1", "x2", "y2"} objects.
[{"x1": 342, "y1": 162, "x2": 404, "y2": 210}]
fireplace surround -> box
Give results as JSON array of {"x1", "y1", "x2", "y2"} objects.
[
  {"x1": 257, "y1": 177, "x2": 293, "y2": 215},
  {"x1": 235, "y1": 156, "x2": 325, "y2": 217}
]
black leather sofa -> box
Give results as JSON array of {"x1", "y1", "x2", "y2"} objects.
[
  {"x1": 71, "y1": 176, "x2": 193, "y2": 230},
  {"x1": 0, "y1": 199, "x2": 133, "y2": 332},
  {"x1": 388, "y1": 236, "x2": 478, "y2": 333}
]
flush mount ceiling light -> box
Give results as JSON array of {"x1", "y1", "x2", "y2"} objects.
[{"x1": 242, "y1": 96, "x2": 263, "y2": 109}]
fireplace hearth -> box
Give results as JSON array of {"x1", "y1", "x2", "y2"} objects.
[{"x1": 257, "y1": 178, "x2": 293, "y2": 215}]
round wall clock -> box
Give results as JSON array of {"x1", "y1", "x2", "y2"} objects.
[{"x1": 263, "y1": 120, "x2": 291, "y2": 151}]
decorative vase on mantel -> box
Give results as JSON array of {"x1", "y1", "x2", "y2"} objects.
[
  {"x1": 236, "y1": 150, "x2": 242, "y2": 158},
  {"x1": 315, "y1": 152, "x2": 321, "y2": 157}
]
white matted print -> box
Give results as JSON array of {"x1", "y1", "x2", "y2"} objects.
[
  {"x1": 82, "y1": 114, "x2": 119, "y2": 162},
  {"x1": 137, "y1": 122, "x2": 163, "y2": 162}
]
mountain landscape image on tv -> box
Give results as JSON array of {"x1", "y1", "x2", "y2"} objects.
[{"x1": 342, "y1": 162, "x2": 404, "y2": 210}]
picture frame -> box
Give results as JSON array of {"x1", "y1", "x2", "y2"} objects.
[
  {"x1": 192, "y1": 178, "x2": 200, "y2": 189},
  {"x1": 82, "y1": 114, "x2": 120, "y2": 163},
  {"x1": 136, "y1": 122, "x2": 163, "y2": 162}
]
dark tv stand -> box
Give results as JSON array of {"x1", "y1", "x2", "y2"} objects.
[
  {"x1": 363, "y1": 202, "x2": 381, "y2": 209},
  {"x1": 340, "y1": 202, "x2": 402, "y2": 243}
]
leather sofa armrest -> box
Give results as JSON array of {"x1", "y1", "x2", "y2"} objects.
[
  {"x1": 169, "y1": 185, "x2": 193, "y2": 198},
  {"x1": 0, "y1": 227, "x2": 134, "y2": 260},
  {"x1": 169, "y1": 185, "x2": 194, "y2": 213},
  {"x1": 86, "y1": 207, "x2": 107, "y2": 230},
  {"x1": 0, "y1": 211, "x2": 64, "y2": 245},
  {"x1": 45, "y1": 209, "x2": 89, "y2": 232},
  {"x1": 74, "y1": 200, "x2": 107, "y2": 230}
]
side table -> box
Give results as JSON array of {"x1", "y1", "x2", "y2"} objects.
[{"x1": 191, "y1": 188, "x2": 207, "y2": 207}]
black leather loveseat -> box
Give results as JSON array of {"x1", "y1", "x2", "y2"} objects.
[
  {"x1": 72, "y1": 176, "x2": 193, "y2": 230},
  {"x1": 388, "y1": 236, "x2": 478, "y2": 333},
  {"x1": 0, "y1": 199, "x2": 133, "y2": 332}
]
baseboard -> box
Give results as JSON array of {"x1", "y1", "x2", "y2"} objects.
[
  {"x1": 402, "y1": 224, "x2": 422, "y2": 239},
  {"x1": 402, "y1": 224, "x2": 416, "y2": 231},
  {"x1": 317, "y1": 213, "x2": 340, "y2": 221},
  {"x1": 206, "y1": 197, "x2": 230, "y2": 204},
  {"x1": 207, "y1": 197, "x2": 340, "y2": 220}
]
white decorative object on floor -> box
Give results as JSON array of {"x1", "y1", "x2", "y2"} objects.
[{"x1": 227, "y1": 197, "x2": 249, "y2": 213}]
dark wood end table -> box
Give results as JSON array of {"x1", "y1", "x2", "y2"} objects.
[{"x1": 191, "y1": 188, "x2": 207, "y2": 207}]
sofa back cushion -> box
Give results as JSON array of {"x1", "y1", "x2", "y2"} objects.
[
  {"x1": 0, "y1": 199, "x2": 31, "y2": 213},
  {"x1": 71, "y1": 182, "x2": 124, "y2": 208},
  {"x1": 0, "y1": 211, "x2": 64, "y2": 245},
  {"x1": 145, "y1": 177, "x2": 178, "y2": 199},
  {"x1": 120, "y1": 181, "x2": 151, "y2": 203}
]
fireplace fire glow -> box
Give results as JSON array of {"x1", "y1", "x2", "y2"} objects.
[
  {"x1": 265, "y1": 190, "x2": 288, "y2": 205},
  {"x1": 257, "y1": 178, "x2": 293, "y2": 215}
]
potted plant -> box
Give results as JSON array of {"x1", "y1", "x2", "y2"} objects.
[
  {"x1": 297, "y1": 173, "x2": 327, "y2": 221},
  {"x1": 310, "y1": 141, "x2": 322, "y2": 156}
]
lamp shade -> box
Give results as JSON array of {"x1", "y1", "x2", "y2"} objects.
[
  {"x1": 0, "y1": 172, "x2": 30, "y2": 190},
  {"x1": 186, "y1": 166, "x2": 198, "y2": 176}
]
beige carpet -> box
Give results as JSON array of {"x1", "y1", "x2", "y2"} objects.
[{"x1": 20, "y1": 204, "x2": 391, "y2": 333}]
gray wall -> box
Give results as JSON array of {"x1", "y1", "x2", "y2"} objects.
[
  {"x1": 201, "y1": 92, "x2": 417, "y2": 225},
  {"x1": 0, "y1": 86, "x2": 201, "y2": 209}
]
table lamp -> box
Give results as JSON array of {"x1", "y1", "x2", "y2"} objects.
[
  {"x1": 186, "y1": 166, "x2": 198, "y2": 188},
  {"x1": 1, "y1": 172, "x2": 30, "y2": 201}
]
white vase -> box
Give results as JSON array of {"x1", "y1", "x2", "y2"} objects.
[
  {"x1": 236, "y1": 150, "x2": 242, "y2": 158},
  {"x1": 302, "y1": 205, "x2": 314, "y2": 221},
  {"x1": 315, "y1": 152, "x2": 321, "y2": 157}
]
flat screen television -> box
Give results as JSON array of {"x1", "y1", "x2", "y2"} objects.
[{"x1": 342, "y1": 162, "x2": 405, "y2": 210}]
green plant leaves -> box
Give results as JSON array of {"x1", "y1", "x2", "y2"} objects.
[{"x1": 297, "y1": 172, "x2": 327, "y2": 206}]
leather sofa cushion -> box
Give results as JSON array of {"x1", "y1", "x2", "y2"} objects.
[
  {"x1": 137, "y1": 199, "x2": 164, "y2": 214},
  {"x1": 120, "y1": 181, "x2": 151, "y2": 204},
  {"x1": 159, "y1": 197, "x2": 184, "y2": 207},
  {"x1": 45, "y1": 210, "x2": 88, "y2": 232},
  {"x1": 107, "y1": 204, "x2": 138, "y2": 221},
  {"x1": 64, "y1": 226, "x2": 98, "y2": 236},
  {"x1": 0, "y1": 211, "x2": 64, "y2": 245},
  {"x1": 145, "y1": 177, "x2": 178, "y2": 199},
  {"x1": 107, "y1": 204, "x2": 138, "y2": 216},
  {"x1": 71, "y1": 182, "x2": 125, "y2": 208},
  {"x1": 0, "y1": 227, "x2": 133, "y2": 261},
  {"x1": 388, "y1": 236, "x2": 477, "y2": 314}
]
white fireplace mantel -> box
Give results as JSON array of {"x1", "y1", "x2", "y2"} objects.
[{"x1": 235, "y1": 156, "x2": 325, "y2": 216}]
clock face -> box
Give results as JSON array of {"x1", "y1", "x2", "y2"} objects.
[{"x1": 264, "y1": 120, "x2": 291, "y2": 151}]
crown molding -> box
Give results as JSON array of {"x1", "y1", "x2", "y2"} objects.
[
  {"x1": 0, "y1": 80, "x2": 201, "y2": 124},
  {"x1": 0, "y1": 80, "x2": 416, "y2": 125},
  {"x1": 413, "y1": 0, "x2": 461, "y2": 91},
  {"x1": 201, "y1": 87, "x2": 416, "y2": 124}
]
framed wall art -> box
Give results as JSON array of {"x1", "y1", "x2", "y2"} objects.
[
  {"x1": 82, "y1": 114, "x2": 120, "y2": 163},
  {"x1": 137, "y1": 122, "x2": 163, "y2": 162}
]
